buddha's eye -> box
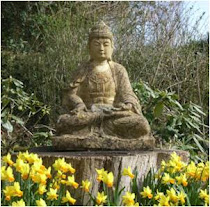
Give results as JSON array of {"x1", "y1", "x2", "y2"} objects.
[
  {"x1": 104, "y1": 42, "x2": 110, "y2": 46},
  {"x1": 92, "y1": 41, "x2": 100, "y2": 46},
  {"x1": 94, "y1": 42, "x2": 100, "y2": 46}
]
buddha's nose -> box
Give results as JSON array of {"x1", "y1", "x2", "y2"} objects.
[{"x1": 100, "y1": 44, "x2": 104, "y2": 51}]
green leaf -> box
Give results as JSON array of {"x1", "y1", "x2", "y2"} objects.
[
  {"x1": 174, "y1": 100, "x2": 184, "y2": 110},
  {"x1": 1, "y1": 109, "x2": 8, "y2": 118},
  {"x1": 190, "y1": 111, "x2": 201, "y2": 118},
  {"x1": 11, "y1": 115, "x2": 24, "y2": 125},
  {"x1": 154, "y1": 102, "x2": 164, "y2": 117},
  {"x1": 33, "y1": 132, "x2": 49, "y2": 138},
  {"x1": 192, "y1": 105, "x2": 206, "y2": 116},
  {"x1": 2, "y1": 120, "x2": 13, "y2": 132},
  {"x1": 13, "y1": 78, "x2": 24, "y2": 88},
  {"x1": 192, "y1": 135, "x2": 205, "y2": 153}
]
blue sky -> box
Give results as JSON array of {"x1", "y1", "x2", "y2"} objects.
[{"x1": 186, "y1": 1, "x2": 209, "y2": 35}]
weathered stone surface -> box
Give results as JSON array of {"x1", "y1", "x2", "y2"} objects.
[
  {"x1": 52, "y1": 133, "x2": 155, "y2": 150},
  {"x1": 53, "y1": 21, "x2": 153, "y2": 150},
  {"x1": 29, "y1": 148, "x2": 189, "y2": 205}
]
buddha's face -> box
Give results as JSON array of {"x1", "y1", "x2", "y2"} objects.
[{"x1": 89, "y1": 38, "x2": 113, "y2": 61}]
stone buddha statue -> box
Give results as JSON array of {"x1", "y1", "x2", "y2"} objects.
[{"x1": 52, "y1": 21, "x2": 155, "y2": 150}]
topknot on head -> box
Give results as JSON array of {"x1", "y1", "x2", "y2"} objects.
[{"x1": 89, "y1": 21, "x2": 113, "y2": 42}]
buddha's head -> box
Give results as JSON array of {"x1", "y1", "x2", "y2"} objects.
[{"x1": 88, "y1": 21, "x2": 114, "y2": 62}]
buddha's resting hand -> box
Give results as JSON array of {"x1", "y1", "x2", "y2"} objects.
[
  {"x1": 117, "y1": 103, "x2": 133, "y2": 111},
  {"x1": 70, "y1": 103, "x2": 87, "y2": 115}
]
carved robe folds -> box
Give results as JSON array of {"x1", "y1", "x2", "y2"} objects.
[{"x1": 56, "y1": 61, "x2": 151, "y2": 140}]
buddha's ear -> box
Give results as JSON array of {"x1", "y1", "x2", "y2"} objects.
[
  {"x1": 107, "y1": 48, "x2": 113, "y2": 61},
  {"x1": 111, "y1": 39, "x2": 115, "y2": 50}
]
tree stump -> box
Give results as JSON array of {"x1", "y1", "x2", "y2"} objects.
[{"x1": 29, "y1": 148, "x2": 189, "y2": 205}]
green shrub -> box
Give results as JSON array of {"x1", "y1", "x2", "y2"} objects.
[
  {"x1": 1, "y1": 76, "x2": 52, "y2": 154},
  {"x1": 133, "y1": 81, "x2": 208, "y2": 161}
]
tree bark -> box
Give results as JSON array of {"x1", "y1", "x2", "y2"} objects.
[{"x1": 29, "y1": 148, "x2": 189, "y2": 205}]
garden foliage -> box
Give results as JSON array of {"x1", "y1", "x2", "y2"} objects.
[
  {"x1": 133, "y1": 81, "x2": 208, "y2": 161},
  {"x1": 1, "y1": 76, "x2": 52, "y2": 155}
]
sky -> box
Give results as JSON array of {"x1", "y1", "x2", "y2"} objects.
[{"x1": 185, "y1": 1, "x2": 209, "y2": 35}]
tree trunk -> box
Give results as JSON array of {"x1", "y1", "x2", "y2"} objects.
[{"x1": 29, "y1": 148, "x2": 189, "y2": 205}]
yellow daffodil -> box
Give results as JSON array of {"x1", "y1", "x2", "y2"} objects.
[
  {"x1": 61, "y1": 179, "x2": 67, "y2": 185},
  {"x1": 53, "y1": 158, "x2": 75, "y2": 173},
  {"x1": 30, "y1": 159, "x2": 43, "y2": 172},
  {"x1": 67, "y1": 163, "x2": 76, "y2": 174},
  {"x1": 12, "y1": 199, "x2": 25, "y2": 206},
  {"x1": 160, "y1": 160, "x2": 166, "y2": 171},
  {"x1": 96, "y1": 192, "x2": 107, "y2": 205},
  {"x1": 35, "y1": 164, "x2": 47, "y2": 175},
  {"x1": 14, "y1": 158, "x2": 26, "y2": 172},
  {"x1": 95, "y1": 168, "x2": 107, "y2": 182},
  {"x1": 1, "y1": 166, "x2": 6, "y2": 180},
  {"x1": 31, "y1": 173, "x2": 47, "y2": 185},
  {"x1": 3, "y1": 153, "x2": 14, "y2": 166},
  {"x1": 195, "y1": 162, "x2": 205, "y2": 180},
  {"x1": 16, "y1": 151, "x2": 40, "y2": 165},
  {"x1": 18, "y1": 151, "x2": 40, "y2": 164},
  {"x1": 66, "y1": 175, "x2": 79, "y2": 189},
  {"x1": 46, "y1": 167, "x2": 52, "y2": 179},
  {"x1": 27, "y1": 153, "x2": 40, "y2": 164},
  {"x1": 140, "y1": 186, "x2": 153, "y2": 199},
  {"x1": 166, "y1": 188, "x2": 178, "y2": 203},
  {"x1": 14, "y1": 158, "x2": 30, "y2": 180},
  {"x1": 122, "y1": 192, "x2": 135, "y2": 206},
  {"x1": 37, "y1": 184, "x2": 47, "y2": 195},
  {"x1": 62, "y1": 190, "x2": 76, "y2": 205},
  {"x1": 170, "y1": 152, "x2": 181, "y2": 163},
  {"x1": 177, "y1": 191, "x2": 186, "y2": 205},
  {"x1": 154, "y1": 190, "x2": 164, "y2": 200},
  {"x1": 47, "y1": 188, "x2": 58, "y2": 200},
  {"x1": 201, "y1": 161, "x2": 209, "y2": 182},
  {"x1": 175, "y1": 173, "x2": 188, "y2": 186},
  {"x1": 167, "y1": 152, "x2": 186, "y2": 173},
  {"x1": 54, "y1": 170, "x2": 65, "y2": 182},
  {"x1": 4, "y1": 182, "x2": 23, "y2": 201},
  {"x1": 20, "y1": 163, "x2": 30, "y2": 180},
  {"x1": 3, "y1": 186, "x2": 14, "y2": 201},
  {"x1": 31, "y1": 162, "x2": 52, "y2": 180},
  {"x1": 102, "y1": 172, "x2": 114, "y2": 187},
  {"x1": 52, "y1": 181, "x2": 60, "y2": 190},
  {"x1": 199, "y1": 189, "x2": 209, "y2": 205},
  {"x1": 53, "y1": 158, "x2": 66, "y2": 173},
  {"x1": 17, "y1": 151, "x2": 28, "y2": 161},
  {"x1": 7, "y1": 166, "x2": 15, "y2": 182},
  {"x1": 158, "y1": 194, "x2": 170, "y2": 206},
  {"x1": 162, "y1": 173, "x2": 175, "y2": 185},
  {"x1": 36, "y1": 198, "x2": 47, "y2": 206},
  {"x1": 81, "y1": 179, "x2": 91, "y2": 192},
  {"x1": 186, "y1": 161, "x2": 197, "y2": 178},
  {"x1": 122, "y1": 167, "x2": 135, "y2": 179},
  {"x1": 13, "y1": 182, "x2": 23, "y2": 197},
  {"x1": 168, "y1": 159, "x2": 186, "y2": 174},
  {"x1": 1, "y1": 166, "x2": 15, "y2": 182}
]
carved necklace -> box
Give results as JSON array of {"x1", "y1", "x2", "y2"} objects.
[{"x1": 87, "y1": 67, "x2": 113, "y2": 93}]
